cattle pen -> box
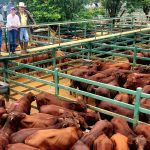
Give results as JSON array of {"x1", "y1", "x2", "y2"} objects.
[{"x1": 0, "y1": 17, "x2": 150, "y2": 128}]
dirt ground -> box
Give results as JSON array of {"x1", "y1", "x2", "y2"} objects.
[{"x1": 5, "y1": 56, "x2": 130, "y2": 113}]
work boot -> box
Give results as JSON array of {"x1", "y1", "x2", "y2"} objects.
[
  {"x1": 23, "y1": 42, "x2": 28, "y2": 54},
  {"x1": 20, "y1": 42, "x2": 24, "y2": 50}
]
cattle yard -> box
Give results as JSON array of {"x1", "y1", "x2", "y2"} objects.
[{"x1": 0, "y1": 17, "x2": 150, "y2": 149}]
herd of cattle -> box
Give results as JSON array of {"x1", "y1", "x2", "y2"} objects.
[
  {"x1": 70, "y1": 60, "x2": 150, "y2": 123},
  {"x1": 0, "y1": 92, "x2": 149, "y2": 150}
]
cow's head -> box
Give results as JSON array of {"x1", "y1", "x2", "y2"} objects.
[
  {"x1": 124, "y1": 76, "x2": 137, "y2": 89},
  {"x1": 69, "y1": 100, "x2": 87, "y2": 112},
  {"x1": 1, "y1": 112, "x2": 26, "y2": 133},
  {"x1": 26, "y1": 92, "x2": 36, "y2": 103}
]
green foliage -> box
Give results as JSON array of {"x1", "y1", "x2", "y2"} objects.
[{"x1": 74, "y1": 7, "x2": 105, "y2": 20}]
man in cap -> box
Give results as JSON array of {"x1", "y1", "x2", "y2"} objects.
[
  {"x1": 16, "y1": 2, "x2": 36, "y2": 54},
  {"x1": 6, "y1": 7, "x2": 20, "y2": 54}
]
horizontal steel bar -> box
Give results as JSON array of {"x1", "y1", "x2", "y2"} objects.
[
  {"x1": 7, "y1": 70, "x2": 55, "y2": 86},
  {"x1": 59, "y1": 72, "x2": 136, "y2": 95},
  {"x1": 58, "y1": 84, "x2": 134, "y2": 110}
]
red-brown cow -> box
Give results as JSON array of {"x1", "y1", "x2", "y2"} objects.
[
  {"x1": 0, "y1": 112, "x2": 25, "y2": 150},
  {"x1": 7, "y1": 92, "x2": 35, "y2": 115},
  {"x1": 111, "y1": 133, "x2": 130, "y2": 150},
  {"x1": 25, "y1": 127, "x2": 82, "y2": 150},
  {"x1": 114, "y1": 93, "x2": 131, "y2": 103},
  {"x1": 124, "y1": 73, "x2": 150, "y2": 90},
  {"x1": 97, "y1": 101, "x2": 133, "y2": 118},
  {"x1": 134, "y1": 124, "x2": 150, "y2": 150},
  {"x1": 72, "y1": 120, "x2": 113, "y2": 149},
  {"x1": 36, "y1": 92, "x2": 86, "y2": 112},
  {"x1": 39, "y1": 104, "x2": 99, "y2": 126},
  {"x1": 111, "y1": 118, "x2": 136, "y2": 142}
]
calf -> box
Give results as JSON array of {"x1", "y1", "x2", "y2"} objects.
[
  {"x1": 7, "y1": 92, "x2": 35, "y2": 115},
  {"x1": 94, "y1": 134, "x2": 113, "y2": 150},
  {"x1": 111, "y1": 133, "x2": 130, "y2": 150},
  {"x1": 36, "y1": 92, "x2": 86, "y2": 112},
  {"x1": 7, "y1": 143, "x2": 40, "y2": 150},
  {"x1": 25, "y1": 127, "x2": 82, "y2": 150}
]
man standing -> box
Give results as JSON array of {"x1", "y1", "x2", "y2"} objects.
[
  {"x1": 2, "y1": 3, "x2": 7, "y2": 19},
  {"x1": 17, "y1": 2, "x2": 36, "y2": 54},
  {"x1": 6, "y1": 7, "x2": 20, "y2": 54},
  {"x1": 0, "y1": 12, "x2": 4, "y2": 55}
]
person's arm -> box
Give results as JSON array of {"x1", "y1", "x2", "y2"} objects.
[
  {"x1": 6, "y1": 15, "x2": 12, "y2": 28},
  {"x1": 16, "y1": 15, "x2": 20, "y2": 27},
  {"x1": 0, "y1": 15, "x2": 4, "y2": 27},
  {"x1": 25, "y1": 10, "x2": 36, "y2": 24}
]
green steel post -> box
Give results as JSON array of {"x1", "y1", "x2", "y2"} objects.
[
  {"x1": 95, "y1": 22, "x2": 97, "y2": 39},
  {"x1": 52, "y1": 49, "x2": 56, "y2": 69},
  {"x1": 3, "y1": 61, "x2": 8, "y2": 82},
  {"x1": 88, "y1": 43, "x2": 91, "y2": 60},
  {"x1": 48, "y1": 25, "x2": 50, "y2": 44},
  {"x1": 133, "y1": 87, "x2": 142, "y2": 127},
  {"x1": 133, "y1": 47, "x2": 137, "y2": 67},
  {"x1": 110, "y1": 23, "x2": 113, "y2": 34},
  {"x1": 6, "y1": 30, "x2": 11, "y2": 55},
  {"x1": 84, "y1": 23, "x2": 87, "y2": 38},
  {"x1": 54, "y1": 68, "x2": 59, "y2": 96},
  {"x1": 58, "y1": 24, "x2": 61, "y2": 46}
]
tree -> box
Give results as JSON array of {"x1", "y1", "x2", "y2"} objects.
[
  {"x1": 52, "y1": 0, "x2": 92, "y2": 20},
  {"x1": 142, "y1": 0, "x2": 150, "y2": 18},
  {"x1": 101, "y1": 0, "x2": 125, "y2": 18}
]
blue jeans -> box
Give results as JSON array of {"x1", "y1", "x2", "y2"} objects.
[
  {"x1": 0, "y1": 30, "x2": 2, "y2": 50},
  {"x1": 20, "y1": 28, "x2": 29, "y2": 42},
  {"x1": 9, "y1": 29, "x2": 18, "y2": 53}
]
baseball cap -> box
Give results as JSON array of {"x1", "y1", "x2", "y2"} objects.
[{"x1": 10, "y1": 7, "x2": 16, "y2": 10}]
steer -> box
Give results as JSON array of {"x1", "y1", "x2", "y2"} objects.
[
  {"x1": 111, "y1": 133, "x2": 130, "y2": 150},
  {"x1": 25, "y1": 127, "x2": 82, "y2": 150},
  {"x1": 7, "y1": 92, "x2": 35, "y2": 115},
  {"x1": 36, "y1": 92, "x2": 86, "y2": 112},
  {"x1": 72, "y1": 120, "x2": 113, "y2": 149}
]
